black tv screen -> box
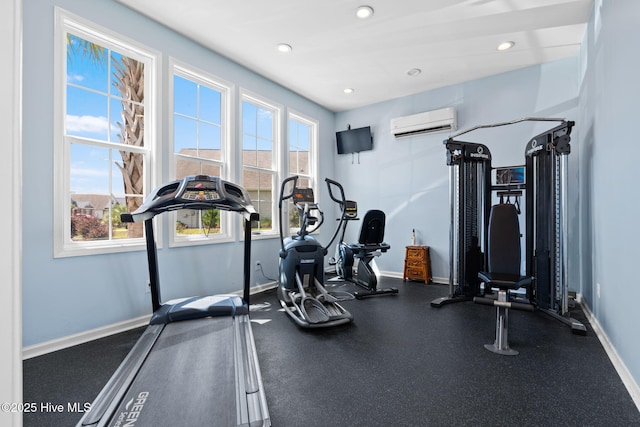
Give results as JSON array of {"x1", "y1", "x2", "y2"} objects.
[{"x1": 336, "y1": 126, "x2": 373, "y2": 155}]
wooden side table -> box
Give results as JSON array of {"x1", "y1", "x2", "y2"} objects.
[{"x1": 403, "y1": 245, "x2": 432, "y2": 283}]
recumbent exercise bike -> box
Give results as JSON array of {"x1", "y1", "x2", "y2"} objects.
[{"x1": 326, "y1": 178, "x2": 397, "y2": 299}]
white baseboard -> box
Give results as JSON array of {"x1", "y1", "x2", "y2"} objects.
[
  {"x1": 580, "y1": 297, "x2": 640, "y2": 412},
  {"x1": 242, "y1": 281, "x2": 278, "y2": 295},
  {"x1": 381, "y1": 270, "x2": 448, "y2": 285},
  {"x1": 21, "y1": 282, "x2": 280, "y2": 360},
  {"x1": 22, "y1": 314, "x2": 151, "y2": 360},
  {"x1": 381, "y1": 270, "x2": 402, "y2": 279}
]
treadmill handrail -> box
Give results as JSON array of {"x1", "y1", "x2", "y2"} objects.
[{"x1": 121, "y1": 175, "x2": 258, "y2": 223}]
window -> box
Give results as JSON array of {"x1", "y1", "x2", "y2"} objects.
[
  {"x1": 287, "y1": 112, "x2": 318, "y2": 234},
  {"x1": 241, "y1": 92, "x2": 281, "y2": 235},
  {"x1": 170, "y1": 62, "x2": 232, "y2": 245},
  {"x1": 54, "y1": 10, "x2": 158, "y2": 257}
]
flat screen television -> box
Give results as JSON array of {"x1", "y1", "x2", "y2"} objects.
[
  {"x1": 336, "y1": 126, "x2": 373, "y2": 155},
  {"x1": 494, "y1": 166, "x2": 525, "y2": 186}
]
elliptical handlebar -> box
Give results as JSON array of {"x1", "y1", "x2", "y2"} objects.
[
  {"x1": 301, "y1": 202, "x2": 325, "y2": 236},
  {"x1": 325, "y1": 177, "x2": 346, "y2": 207},
  {"x1": 324, "y1": 177, "x2": 350, "y2": 251},
  {"x1": 278, "y1": 175, "x2": 348, "y2": 258},
  {"x1": 278, "y1": 176, "x2": 298, "y2": 256},
  {"x1": 278, "y1": 175, "x2": 298, "y2": 208},
  {"x1": 278, "y1": 175, "x2": 327, "y2": 256}
]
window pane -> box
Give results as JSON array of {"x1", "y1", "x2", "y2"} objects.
[
  {"x1": 111, "y1": 156, "x2": 125, "y2": 195},
  {"x1": 174, "y1": 115, "x2": 198, "y2": 154},
  {"x1": 200, "y1": 162, "x2": 221, "y2": 178},
  {"x1": 116, "y1": 150, "x2": 144, "y2": 197},
  {"x1": 71, "y1": 210, "x2": 109, "y2": 241},
  {"x1": 199, "y1": 122, "x2": 221, "y2": 153},
  {"x1": 69, "y1": 143, "x2": 113, "y2": 242},
  {"x1": 242, "y1": 146, "x2": 273, "y2": 168},
  {"x1": 66, "y1": 86, "x2": 109, "y2": 139},
  {"x1": 288, "y1": 176, "x2": 311, "y2": 233},
  {"x1": 242, "y1": 136, "x2": 258, "y2": 166},
  {"x1": 66, "y1": 34, "x2": 109, "y2": 93},
  {"x1": 256, "y1": 145, "x2": 273, "y2": 168},
  {"x1": 242, "y1": 102, "x2": 257, "y2": 135},
  {"x1": 289, "y1": 148, "x2": 310, "y2": 175},
  {"x1": 257, "y1": 137, "x2": 272, "y2": 152},
  {"x1": 290, "y1": 121, "x2": 310, "y2": 150},
  {"x1": 174, "y1": 160, "x2": 223, "y2": 237},
  {"x1": 175, "y1": 157, "x2": 221, "y2": 180},
  {"x1": 61, "y1": 27, "x2": 149, "y2": 253},
  {"x1": 70, "y1": 144, "x2": 110, "y2": 194},
  {"x1": 257, "y1": 108, "x2": 273, "y2": 139},
  {"x1": 176, "y1": 209, "x2": 221, "y2": 237},
  {"x1": 289, "y1": 150, "x2": 309, "y2": 175},
  {"x1": 110, "y1": 52, "x2": 145, "y2": 148},
  {"x1": 112, "y1": 99, "x2": 145, "y2": 146},
  {"x1": 289, "y1": 120, "x2": 311, "y2": 175},
  {"x1": 200, "y1": 86, "x2": 221, "y2": 124},
  {"x1": 174, "y1": 75, "x2": 197, "y2": 117},
  {"x1": 109, "y1": 99, "x2": 122, "y2": 143},
  {"x1": 243, "y1": 169, "x2": 273, "y2": 231}
]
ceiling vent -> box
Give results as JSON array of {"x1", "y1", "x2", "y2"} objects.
[{"x1": 391, "y1": 107, "x2": 457, "y2": 138}]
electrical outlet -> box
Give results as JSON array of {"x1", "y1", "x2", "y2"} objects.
[{"x1": 255, "y1": 261, "x2": 261, "y2": 271}]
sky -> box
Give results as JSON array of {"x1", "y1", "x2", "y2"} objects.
[{"x1": 66, "y1": 34, "x2": 310, "y2": 197}]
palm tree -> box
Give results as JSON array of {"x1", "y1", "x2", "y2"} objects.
[
  {"x1": 112, "y1": 56, "x2": 144, "y2": 238},
  {"x1": 67, "y1": 35, "x2": 144, "y2": 238}
]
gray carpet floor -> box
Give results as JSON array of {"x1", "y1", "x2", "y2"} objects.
[{"x1": 23, "y1": 277, "x2": 640, "y2": 426}]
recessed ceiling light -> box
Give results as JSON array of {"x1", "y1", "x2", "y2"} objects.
[
  {"x1": 356, "y1": 5, "x2": 374, "y2": 19},
  {"x1": 497, "y1": 41, "x2": 515, "y2": 51},
  {"x1": 407, "y1": 68, "x2": 422, "y2": 77},
  {"x1": 344, "y1": 88, "x2": 355, "y2": 94},
  {"x1": 277, "y1": 43, "x2": 292, "y2": 53}
]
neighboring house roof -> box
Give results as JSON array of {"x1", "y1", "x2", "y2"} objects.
[
  {"x1": 175, "y1": 149, "x2": 309, "y2": 190},
  {"x1": 71, "y1": 194, "x2": 124, "y2": 211}
]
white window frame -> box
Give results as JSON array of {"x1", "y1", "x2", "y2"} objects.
[
  {"x1": 169, "y1": 59, "x2": 234, "y2": 247},
  {"x1": 53, "y1": 8, "x2": 160, "y2": 258},
  {"x1": 286, "y1": 109, "x2": 319, "y2": 235},
  {"x1": 240, "y1": 89, "x2": 282, "y2": 239}
]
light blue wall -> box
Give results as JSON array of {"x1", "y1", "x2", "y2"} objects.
[
  {"x1": 22, "y1": 0, "x2": 335, "y2": 346},
  {"x1": 334, "y1": 58, "x2": 580, "y2": 284},
  {"x1": 334, "y1": 0, "x2": 639, "y2": 393},
  {"x1": 577, "y1": 0, "x2": 640, "y2": 387},
  {"x1": 23, "y1": 0, "x2": 640, "y2": 395}
]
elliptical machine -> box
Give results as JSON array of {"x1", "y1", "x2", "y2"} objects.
[
  {"x1": 277, "y1": 176, "x2": 354, "y2": 328},
  {"x1": 326, "y1": 178, "x2": 398, "y2": 299}
]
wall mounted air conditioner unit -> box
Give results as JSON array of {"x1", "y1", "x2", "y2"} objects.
[{"x1": 391, "y1": 107, "x2": 457, "y2": 138}]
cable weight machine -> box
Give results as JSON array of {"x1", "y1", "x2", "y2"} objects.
[
  {"x1": 431, "y1": 118, "x2": 586, "y2": 335},
  {"x1": 430, "y1": 140, "x2": 491, "y2": 306},
  {"x1": 525, "y1": 121, "x2": 585, "y2": 333}
]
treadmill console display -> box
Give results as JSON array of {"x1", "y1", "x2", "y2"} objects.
[
  {"x1": 122, "y1": 175, "x2": 257, "y2": 224},
  {"x1": 182, "y1": 180, "x2": 220, "y2": 201},
  {"x1": 293, "y1": 188, "x2": 314, "y2": 204}
]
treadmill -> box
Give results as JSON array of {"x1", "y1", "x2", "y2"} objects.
[{"x1": 77, "y1": 175, "x2": 270, "y2": 427}]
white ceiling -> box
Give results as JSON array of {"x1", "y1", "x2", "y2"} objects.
[{"x1": 116, "y1": 0, "x2": 593, "y2": 112}]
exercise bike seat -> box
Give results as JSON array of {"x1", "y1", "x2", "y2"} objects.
[{"x1": 477, "y1": 271, "x2": 531, "y2": 290}]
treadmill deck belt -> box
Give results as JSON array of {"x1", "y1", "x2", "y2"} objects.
[{"x1": 107, "y1": 317, "x2": 237, "y2": 426}]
